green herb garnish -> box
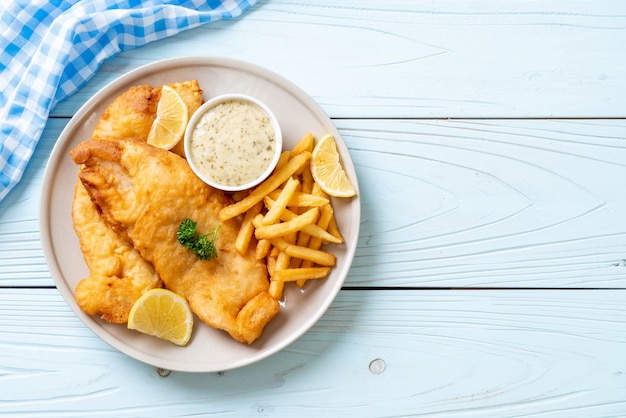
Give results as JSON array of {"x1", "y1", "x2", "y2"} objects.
[{"x1": 177, "y1": 218, "x2": 220, "y2": 260}]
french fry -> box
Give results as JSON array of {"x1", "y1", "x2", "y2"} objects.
[
  {"x1": 311, "y1": 182, "x2": 324, "y2": 197},
  {"x1": 263, "y1": 176, "x2": 299, "y2": 225},
  {"x1": 235, "y1": 201, "x2": 263, "y2": 255},
  {"x1": 290, "y1": 226, "x2": 311, "y2": 269},
  {"x1": 255, "y1": 238, "x2": 271, "y2": 259},
  {"x1": 301, "y1": 203, "x2": 335, "y2": 268},
  {"x1": 268, "y1": 279, "x2": 285, "y2": 300},
  {"x1": 301, "y1": 222, "x2": 341, "y2": 244},
  {"x1": 219, "y1": 151, "x2": 311, "y2": 221},
  {"x1": 276, "y1": 249, "x2": 292, "y2": 269},
  {"x1": 264, "y1": 196, "x2": 342, "y2": 244},
  {"x1": 231, "y1": 190, "x2": 249, "y2": 202},
  {"x1": 311, "y1": 182, "x2": 343, "y2": 242},
  {"x1": 255, "y1": 207, "x2": 319, "y2": 240},
  {"x1": 275, "y1": 150, "x2": 290, "y2": 170},
  {"x1": 319, "y1": 204, "x2": 335, "y2": 234},
  {"x1": 268, "y1": 227, "x2": 297, "y2": 299},
  {"x1": 266, "y1": 253, "x2": 277, "y2": 276},
  {"x1": 291, "y1": 132, "x2": 314, "y2": 156},
  {"x1": 267, "y1": 189, "x2": 329, "y2": 208},
  {"x1": 300, "y1": 161, "x2": 314, "y2": 194},
  {"x1": 220, "y1": 133, "x2": 347, "y2": 299},
  {"x1": 327, "y1": 215, "x2": 344, "y2": 243},
  {"x1": 273, "y1": 267, "x2": 331, "y2": 282},
  {"x1": 269, "y1": 237, "x2": 336, "y2": 267},
  {"x1": 252, "y1": 213, "x2": 265, "y2": 229}
]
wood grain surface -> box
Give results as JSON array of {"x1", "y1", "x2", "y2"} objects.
[
  {"x1": 50, "y1": 0, "x2": 626, "y2": 119},
  {"x1": 3, "y1": 118, "x2": 625, "y2": 289},
  {"x1": 1, "y1": 289, "x2": 625, "y2": 417}
]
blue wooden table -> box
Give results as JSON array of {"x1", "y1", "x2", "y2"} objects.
[{"x1": 2, "y1": 1, "x2": 626, "y2": 416}]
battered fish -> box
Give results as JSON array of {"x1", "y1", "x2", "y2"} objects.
[
  {"x1": 72, "y1": 80, "x2": 203, "y2": 323},
  {"x1": 71, "y1": 138, "x2": 280, "y2": 344},
  {"x1": 92, "y1": 80, "x2": 203, "y2": 157},
  {"x1": 72, "y1": 180, "x2": 162, "y2": 323}
]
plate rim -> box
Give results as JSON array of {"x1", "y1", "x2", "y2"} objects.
[{"x1": 39, "y1": 56, "x2": 360, "y2": 372}]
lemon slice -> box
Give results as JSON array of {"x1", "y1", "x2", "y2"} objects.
[
  {"x1": 147, "y1": 85, "x2": 189, "y2": 150},
  {"x1": 127, "y1": 288, "x2": 193, "y2": 346},
  {"x1": 311, "y1": 133, "x2": 356, "y2": 198}
]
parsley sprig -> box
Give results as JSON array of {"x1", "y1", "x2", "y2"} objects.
[{"x1": 177, "y1": 218, "x2": 220, "y2": 260}]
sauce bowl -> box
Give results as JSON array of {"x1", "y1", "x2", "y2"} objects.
[{"x1": 184, "y1": 93, "x2": 283, "y2": 192}]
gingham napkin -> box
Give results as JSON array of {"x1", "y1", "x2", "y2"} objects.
[{"x1": 0, "y1": 0, "x2": 257, "y2": 202}]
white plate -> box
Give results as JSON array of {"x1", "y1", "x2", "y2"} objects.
[{"x1": 39, "y1": 56, "x2": 360, "y2": 372}]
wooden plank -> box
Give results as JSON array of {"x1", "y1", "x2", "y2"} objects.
[
  {"x1": 2, "y1": 118, "x2": 626, "y2": 289},
  {"x1": 338, "y1": 118, "x2": 626, "y2": 288},
  {"x1": 50, "y1": 0, "x2": 626, "y2": 119},
  {"x1": 1, "y1": 288, "x2": 625, "y2": 416}
]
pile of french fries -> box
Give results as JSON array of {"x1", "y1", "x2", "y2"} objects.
[{"x1": 218, "y1": 133, "x2": 343, "y2": 300}]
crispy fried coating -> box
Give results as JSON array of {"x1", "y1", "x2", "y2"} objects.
[
  {"x1": 91, "y1": 80, "x2": 203, "y2": 157},
  {"x1": 72, "y1": 180, "x2": 163, "y2": 323},
  {"x1": 91, "y1": 84, "x2": 156, "y2": 141},
  {"x1": 72, "y1": 80, "x2": 203, "y2": 324},
  {"x1": 72, "y1": 138, "x2": 279, "y2": 344}
]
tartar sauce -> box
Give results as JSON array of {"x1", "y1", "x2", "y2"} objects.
[{"x1": 189, "y1": 99, "x2": 277, "y2": 188}]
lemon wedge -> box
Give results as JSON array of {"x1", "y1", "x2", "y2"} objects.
[
  {"x1": 147, "y1": 85, "x2": 189, "y2": 150},
  {"x1": 311, "y1": 133, "x2": 356, "y2": 198},
  {"x1": 127, "y1": 288, "x2": 193, "y2": 346}
]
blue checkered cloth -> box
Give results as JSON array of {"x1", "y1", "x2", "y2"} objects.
[{"x1": 0, "y1": 0, "x2": 257, "y2": 202}]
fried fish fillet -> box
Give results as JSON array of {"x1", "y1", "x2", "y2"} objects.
[
  {"x1": 72, "y1": 80, "x2": 203, "y2": 323},
  {"x1": 91, "y1": 80, "x2": 203, "y2": 157},
  {"x1": 71, "y1": 138, "x2": 280, "y2": 344},
  {"x1": 72, "y1": 180, "x2": 163, "y2": 323},
  {"x1": 91, "y1": 84, "x2": 155, "y2": 141}
]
